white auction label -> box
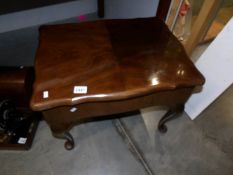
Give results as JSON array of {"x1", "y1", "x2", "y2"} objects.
[
  {"x1": 70, "y1": 107, "x2": 77, "y2": 112},
  {"x1": 18, "y1": 137, "x2": 27, "y2": 144},
  {"x1": 43, "y1": 91, "x2": 49, "y2": 98},
  {"x1": 73, "y1": 86, "x2": 88, "y2": 94}
]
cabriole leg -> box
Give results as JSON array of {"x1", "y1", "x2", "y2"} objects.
[
  {"x1": 158, "y1": 104, "x2": 184, "y2": 133},
  {"x1": 53, "y1": 131, "x2": 74, "y2": 150}
]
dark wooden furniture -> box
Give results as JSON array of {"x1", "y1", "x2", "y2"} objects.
[
  {"x1": 30, "y1": 17, "x2": 205, "y2": 150},
  {"x1": 0, "y1": 67, "x2": 39, "y2": 150},
  {"x1": 97, "y1": 0, "x2": 104, "y2": 18},
  {"x1": 0, "y1": 110, "x2": 40, "y2": 151},
  {"x1": 156, "y1": 0, "x2": 172, "y2": 21},
  {"x1": 0, "y1": 67, "x2": 34, "y2": 107}
]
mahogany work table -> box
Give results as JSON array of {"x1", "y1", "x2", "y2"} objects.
[{"x1": 30, "y1": 17, "x2": 205, "y2": 150}]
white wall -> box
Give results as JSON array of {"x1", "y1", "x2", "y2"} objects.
[
  {"x1": 0, "y1": 0, "x2": 159, "y2": 66},
  {"x1": 185, "y1": 17, "x2": 233, "y2": 120},
  {"x1": 0, "y1": 0, "x2": 97, "y2": 33},
  {"x1": 105, "y1": 0, "x2": 159, "y2": 19},
  {"x1": 0, "y1": 0, "x2": 159, "y2": 33}
]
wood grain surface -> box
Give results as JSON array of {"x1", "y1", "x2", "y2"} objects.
[{"x1": 30, "y1": 17, "x2": 204, "y2": 111}]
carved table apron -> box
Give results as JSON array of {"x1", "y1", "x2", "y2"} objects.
[{"x1": 30, "y1": 17, "x2": 205, "y2": 150}]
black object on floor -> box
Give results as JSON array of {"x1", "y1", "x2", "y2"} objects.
[
  {"x1": 0, "y1": 103, "x2": 40, "y2": 150},
  {"x1": 0, "y1": 66, "x2": 39, "y2": 150}
]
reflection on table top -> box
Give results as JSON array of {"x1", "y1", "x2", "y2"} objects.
[{"x1": 31, "y1": 17, "x2": 204, "y2": 111}]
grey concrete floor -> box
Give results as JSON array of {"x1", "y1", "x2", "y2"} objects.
[
  {"x1": 195, "y1": 85, "x2": 233, "y2": 161},
  {"x1": 0, "y1": 100, "x2": 233, "y2": 175}
]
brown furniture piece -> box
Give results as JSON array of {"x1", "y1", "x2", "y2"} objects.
[
  {"x1": 0, "y1": 67, "x2": 34, "y2": 107},
  {"x1": 30, "y1": 17, "x2": 205, "y2": 150},
  {"x1": 97, "y1": 0, "x2": 104, "y2": 18},
  {"x1": 0, "y1": 67, "x2": 39, "y2": 150}
]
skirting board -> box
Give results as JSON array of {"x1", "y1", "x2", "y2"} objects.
[{"x1": 185, "y1": 17, "x2": 233, "y2": 120}]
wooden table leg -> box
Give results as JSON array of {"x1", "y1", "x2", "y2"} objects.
[
  {"x1": 156, "y1": 0, "x2": 172, "y2": 21},
  {"x1": 53, "y1": 131, "x2": 74, "y2": 150},
  {"x1": 97, "y1": 0, "x2": 104, "y2": 18},
  {"x1": 158, "y1": 104, "x2": 184, "y2": 133}
]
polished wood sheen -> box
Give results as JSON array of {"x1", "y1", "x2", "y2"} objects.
[
  {"x1": 30, "y1": 17, "x2": 205, "y2": 150},
  {"x1": 31, "y1": 17, "x2": 204, "y2": 111}
]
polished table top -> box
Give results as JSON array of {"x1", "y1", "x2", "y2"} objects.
[{"x1": 30, "y1": 17, "x2": 204, "y2": 111}]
